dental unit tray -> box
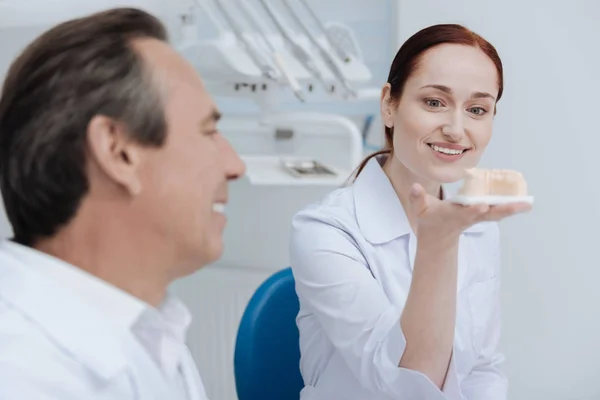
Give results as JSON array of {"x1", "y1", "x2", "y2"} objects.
[{"x1": 280, "y1": 158, "x2": 338, "y2": 178}]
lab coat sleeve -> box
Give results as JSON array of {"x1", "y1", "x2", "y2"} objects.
[
  {"x1": 461, "y1": 225, "x2": 508, "y2": 399},
  {"x1": 290, "y1": 212, "x2": 462, "y2": 400}
]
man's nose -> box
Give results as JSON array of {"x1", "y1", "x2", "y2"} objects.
[{"x1": 223, "y1": 138, "x2": 246, "y2": 181}]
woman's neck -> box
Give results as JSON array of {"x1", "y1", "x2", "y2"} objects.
[{"x1": 382, "y1": 155, "x2": 442, "y2": 234}]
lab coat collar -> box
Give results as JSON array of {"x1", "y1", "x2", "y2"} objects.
[
  {"x1": 353, "y1": 156, "x2": 490, "y2": 244},
  {"x1": 0, "y1": 240, "x2": 141, "y2": 381}
]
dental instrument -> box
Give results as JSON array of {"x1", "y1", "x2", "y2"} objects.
[
  {"x1": 235, "y1": 0, "x2": 305, "y2": 102},
  {"x1": 210, "y1": 0, "x2": 279, "y2": 81},
  {"x1": 323, "y1": 20, "x2": 364, "y2": 62},
  {"x1": 297, "y1": 0, "x2": 353, "y2": 64},
  {"x1": 189, "y1": 0, "x2": 228, "y2": 36},
  {"x1": 281, "y1": 0, "x2": 357, "y2": 98},
  {"x1": 256, "y1": 0, "x2": 334, "y2": 94}
]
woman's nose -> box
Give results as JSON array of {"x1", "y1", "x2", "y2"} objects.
[{"x1": 441, "y1": 115, "x2": 465, "y2": 142}]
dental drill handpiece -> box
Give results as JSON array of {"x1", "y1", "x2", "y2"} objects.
[
  {"x1": 212, "y1": 0, "x2": 279, "y2": 81},
  {"x1": 282, "y1": 0, "x2": 356, "y2": 98},
  {"x1": 257, "y1": 0, "x2": 332, "y2": 94},
  {"x1": 235, "y1": 0, "x2": 305, "y2": 101}
]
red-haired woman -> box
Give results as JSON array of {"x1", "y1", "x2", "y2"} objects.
[{"x1": 290, "y1": 24, "x2": 532, "y2": 400}]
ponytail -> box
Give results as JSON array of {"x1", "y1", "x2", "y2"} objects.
[{"x1": 352, "y1": 148, "x2": 392, "y2": 181}]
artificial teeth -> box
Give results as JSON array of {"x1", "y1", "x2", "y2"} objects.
[{"x1": 458, "y1": 168, "x2": 529, "y2": 196}]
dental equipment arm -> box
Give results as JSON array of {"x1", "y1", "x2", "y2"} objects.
[
  {"x1": 210, "y1": 0, "x2": 279, "y2": 81},
  {"x1": 257, "y1": 0, "x2": 333, "y2": 94},
  {"x1": 298, "y1": 0, "x2": 352, "y2": 63},
  {"x1": 282, "y1": 0, "x2": 356, "y2": 98},
  {"x1": 235, "y1": 0, "x2": 305, "y2": 101},
  {"x1": 191, "y1": 0, "x2": 228, "y2": 36}
]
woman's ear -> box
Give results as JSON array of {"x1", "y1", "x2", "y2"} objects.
[{"x1": 380, "y1": 83, "x2": 395, "y2": 128}]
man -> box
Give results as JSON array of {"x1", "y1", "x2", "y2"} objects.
[{"x1": 0, "y1": 7, "x2": 245, "y2": 400}]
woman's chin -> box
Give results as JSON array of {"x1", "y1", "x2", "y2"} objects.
[{"x1": 429, "y1": 166, "x2": 469, "y2": 184}]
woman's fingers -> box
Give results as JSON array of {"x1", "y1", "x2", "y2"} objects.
[
  {"x1": 409, "y1": 183, "x2": 439, "y2": 213},
  {"x1": 482, "y1": 202, "x2": 532, "y2": 221},
  {"x1": 462, "y1": 203, "x2": 491, "y2": 225},
  {"x1": 415, "y1": 193, "x2": 531, "y2": 235}
]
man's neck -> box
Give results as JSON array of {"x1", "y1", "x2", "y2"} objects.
[{"x1": 34, "y1": 210, "x2": 173, "y2": 308}]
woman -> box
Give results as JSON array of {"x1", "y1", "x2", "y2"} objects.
[{"x1": 289, "y1": 24, "x2": 532, "y2": 399}]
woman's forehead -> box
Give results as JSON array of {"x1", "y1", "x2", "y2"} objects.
[{"x1": 408, "y1": 44, "x2": 499, "y2": 94}]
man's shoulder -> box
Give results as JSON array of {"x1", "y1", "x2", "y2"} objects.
[
  {"x1": 0, "y1": 299, "x2": 92, "y2": 398},
  {"x1": 0, "y1": 298, "x2": 78, "y2": 369}
]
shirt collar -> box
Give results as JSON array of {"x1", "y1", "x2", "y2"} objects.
[
  {"x1": 134, "y1": 296, "x2": 193, "y2": 377},
  {"x1": 0, "y1": 240, "x2": 132, "y2": 380},
  {"x1": 13, "y1": 241, "x2": 195, "y2": 377},
  {"x1": 4, "y1": 240, "x2": 147, "y2": 332},
  {"x1": 353, "y1": 155, "x2": 490, "y2": 244},
  {"x1": 0, "y1": 240, "x2": 193, "y2": 381}
]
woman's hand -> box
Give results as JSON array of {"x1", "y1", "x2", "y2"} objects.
[{"x1": 408, "y1": 183, "x2": 532, "y2": 240}]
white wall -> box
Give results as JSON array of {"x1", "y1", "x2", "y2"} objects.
[
  {"x1": 396, "y1": 1, "x2": 600, "y2": 399},
  {"x1": 0, "y1": 25, "x2": 42, "y2": 237}
]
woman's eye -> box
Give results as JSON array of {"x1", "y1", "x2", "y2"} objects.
[
  {"x1": 425, "y1": 99, "x2": 442, "y2": 108},
  {"x1": 469, "y1": 107, "x2": 487, "y2": 115}
]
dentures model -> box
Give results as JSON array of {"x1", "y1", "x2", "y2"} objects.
[{"x1": 450, "y1": 168, "x2": 534, "y2": 205}]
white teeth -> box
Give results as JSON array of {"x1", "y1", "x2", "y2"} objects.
[
  {"x1": 430, "y1": 144, "x2": 465, "y2": 155},
  {"x1": 212, "y1": 203, "x2": 226, "y2": 214}
]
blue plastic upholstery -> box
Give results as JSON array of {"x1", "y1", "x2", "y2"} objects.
[{"x1": 234, "y1": 267, "x2": 304, "y2": 400}]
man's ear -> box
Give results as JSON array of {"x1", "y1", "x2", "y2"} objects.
[
  {"x1": 380, "y1": 83, "x2": 395, "y2": 129},
  {"x1": 86, "y1": 116, "x2": 143, "y2": 196}
]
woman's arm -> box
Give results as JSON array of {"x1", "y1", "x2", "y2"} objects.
[
  {"x1": 399, "y1": 231, "x2": 460, "y2": 389},
  {"x1": 462, "y1": 224, "x2": 508, "y2": 399},
  {"x1": 397, "y1": 184, "x2": 527, "y2": 391},
  {"x1": 292, "y1": 186, "x2": 526, "y2": 398},
  {"x1": 462, "y1": 293, "x2": 507, "y2": 399},
  {"x1": 291, "y1": 211, "x2": 457, "y2": 400}
]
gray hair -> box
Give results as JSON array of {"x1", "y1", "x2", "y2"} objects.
[{"x1": 0, "y1": 7, "x2": 169, "y2": 245}]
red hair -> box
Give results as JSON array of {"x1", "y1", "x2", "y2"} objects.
[{"x1": 354, "y1": 24, "x2": 504, "y2": 177}]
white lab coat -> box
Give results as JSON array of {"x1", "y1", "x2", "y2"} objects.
[
  {"x1": 0, "y1": 241, "x2": 207, "y2": 400},
  {"x1": 290, "y1": 156, "x2": 507, "y2": 400}
]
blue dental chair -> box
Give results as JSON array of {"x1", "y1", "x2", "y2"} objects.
[{"x1": 234, "y1": 267, "x2": 304, "y2": 400}]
